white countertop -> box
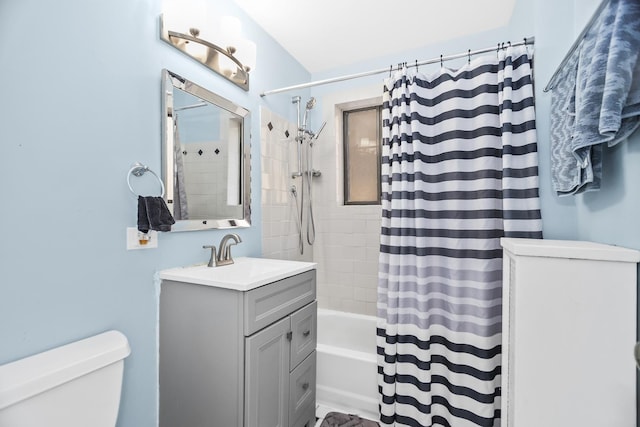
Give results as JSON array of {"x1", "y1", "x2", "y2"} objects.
[{"x1": 159, "y1": 257, "x2": 317, "y2": 291}]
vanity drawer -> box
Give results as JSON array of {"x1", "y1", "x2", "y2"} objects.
[
  {"x1": 289, "y1": 351, "x2": 316, "y2": 425},
  {"x1": 290, "y1": 301, "x2": 317, "y2": 369},
  {"x1": 244, "y1": 270, "x2": 316, "y2": 336}
]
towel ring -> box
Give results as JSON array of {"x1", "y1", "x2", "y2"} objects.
[{"x1": 127, "y1": 162, "x2": 165, "y2": 197}]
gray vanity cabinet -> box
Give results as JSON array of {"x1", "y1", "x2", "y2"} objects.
[{"x1": 160, "y1": 269, "x2": 317, "y2": 427}]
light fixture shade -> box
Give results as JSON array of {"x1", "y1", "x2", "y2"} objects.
[
  {"x1": 235, "y1": 38, "x2": 256, "y2": 72},
  {"x1": 218, "y1": 54, "x2": 238, "y2": 77},
  {"x1": 220, "y1": 16, "x2": 242, "y2": 51},
  {"x1": 162, "y1": 0, "x2": 206, "y2": 34},
  {"x1": 184, "y1": 39, "x2": 208, "y2": 61}
]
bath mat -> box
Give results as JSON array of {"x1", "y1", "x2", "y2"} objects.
[{"x1": 319, "y1": 411, "x2": 379, "y2": 427}]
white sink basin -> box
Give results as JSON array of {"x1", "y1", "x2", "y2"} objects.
[{"x1": 159, "y1": 257, "x2": 316, "y2": 291}]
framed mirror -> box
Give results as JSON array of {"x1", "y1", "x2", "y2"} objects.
[{"x1": 162, "y1": 69, "x2": 251, "y2": 231}]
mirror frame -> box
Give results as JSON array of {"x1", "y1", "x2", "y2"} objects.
[{"x1": 161, "y1": 69, "x2": 251, "y2": 231}]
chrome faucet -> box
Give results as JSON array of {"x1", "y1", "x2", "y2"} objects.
[{"x1": 203, "y1": 233, "x2": 242, "y2": 267}]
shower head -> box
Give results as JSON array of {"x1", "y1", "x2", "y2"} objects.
[
  {"x1": 302, "y1": 97, "x2": 316, "y2": 128},
  {"x1": 306, "y1": 97, "x2": 316, "y2": 110}
]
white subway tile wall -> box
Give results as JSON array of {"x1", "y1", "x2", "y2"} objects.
[
  {"x1": 314, "y1": 205, "x2": 380, "y2": 316},
  {"x1": 180, "y1": 141, "x2": 241, "y2": 219},
  {"x1": 260, "y1": 107, "x2": 313, "y2": 262},
  {"x1": 260, "y1": 105, "x2": 381, "y2": 316}
]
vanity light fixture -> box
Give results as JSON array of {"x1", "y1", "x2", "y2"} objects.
[{"x1": 160, "y1": 14, "x2": 256, "y2": 91}]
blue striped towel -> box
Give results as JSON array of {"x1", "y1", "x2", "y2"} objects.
[{"x1": 551, "y1": 0, "x2": 640, "y2": 196}]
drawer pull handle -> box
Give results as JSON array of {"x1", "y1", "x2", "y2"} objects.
[
  {"x1": 302, "y1": 382, "x2": 309, "y2": 390},
  {"x1": 302, "y1": 330, "x2": 311, "y2": 337}
]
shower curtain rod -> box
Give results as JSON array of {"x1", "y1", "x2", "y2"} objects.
[{"x1": 260, "y1": 37, "x2": 534, "y2": 97}]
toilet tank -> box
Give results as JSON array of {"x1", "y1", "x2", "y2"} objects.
[{"x1": 0, "y1": 330, "x2": 131, "y2": 427}]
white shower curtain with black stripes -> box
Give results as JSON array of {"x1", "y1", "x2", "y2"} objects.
[{"x1": 377, "y1": 46, "x2": 542, "y2": 427}]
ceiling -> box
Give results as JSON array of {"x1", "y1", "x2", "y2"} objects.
[{"x1": 234, "y1": 0, "x2": 516, "y2": 73}]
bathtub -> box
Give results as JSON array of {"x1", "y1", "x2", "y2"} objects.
[{"x1": 316, "y1": 309, "x2": 378, "y2": 420}]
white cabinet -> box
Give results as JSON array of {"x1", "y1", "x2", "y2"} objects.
[
  {"x1": 159, "y1": 269, "x2": 317, "y2": 427},
  {"x1": 501, "y1": 238, "x2": 640, "y2": 427}
]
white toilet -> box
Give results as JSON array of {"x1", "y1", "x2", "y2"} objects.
[{"x1": 0, "y1": 330, "x2": 131, "y2": 427}]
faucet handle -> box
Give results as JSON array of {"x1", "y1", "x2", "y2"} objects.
[{"x1": 203, "y1": 245, "x2": 217, "y2": 268}]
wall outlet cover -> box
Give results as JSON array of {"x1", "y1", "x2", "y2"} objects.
[{"x1": 126, "y1": 227, "x2": 158, "y2": 250}]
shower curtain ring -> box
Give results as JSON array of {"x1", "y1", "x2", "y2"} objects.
[
  {"x1": 389, "y1": 65, "x2": 392, "y2": 77},
  {"x1": 440, "y1": 54, "x2": 443, "y2": 68},
  {"x1": 415, "y1": 59, "x2": 418, "y2": 71},
  {"x1": 468, "y1": 49, "x2": 471, "y2": 64}
]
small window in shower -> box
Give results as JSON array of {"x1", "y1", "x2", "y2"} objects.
[{"x1": 343, "y1": 106, "x2": 382, "y2": 205}]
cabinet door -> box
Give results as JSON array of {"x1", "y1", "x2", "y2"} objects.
[{"x1": 245, "y1": 317, "x2": 291, "y2": 427}]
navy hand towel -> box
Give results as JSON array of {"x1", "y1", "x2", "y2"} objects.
[{"x1": 138, "y1": 196, "x2": 175, "y2": 233}]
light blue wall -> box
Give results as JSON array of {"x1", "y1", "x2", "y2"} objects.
[
  {"x1": 0, "y1": 1, "x2": 308, "y2": 426},
  {"x1": 2, "y1": 0, "x2": 638, "y2": 425}
]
